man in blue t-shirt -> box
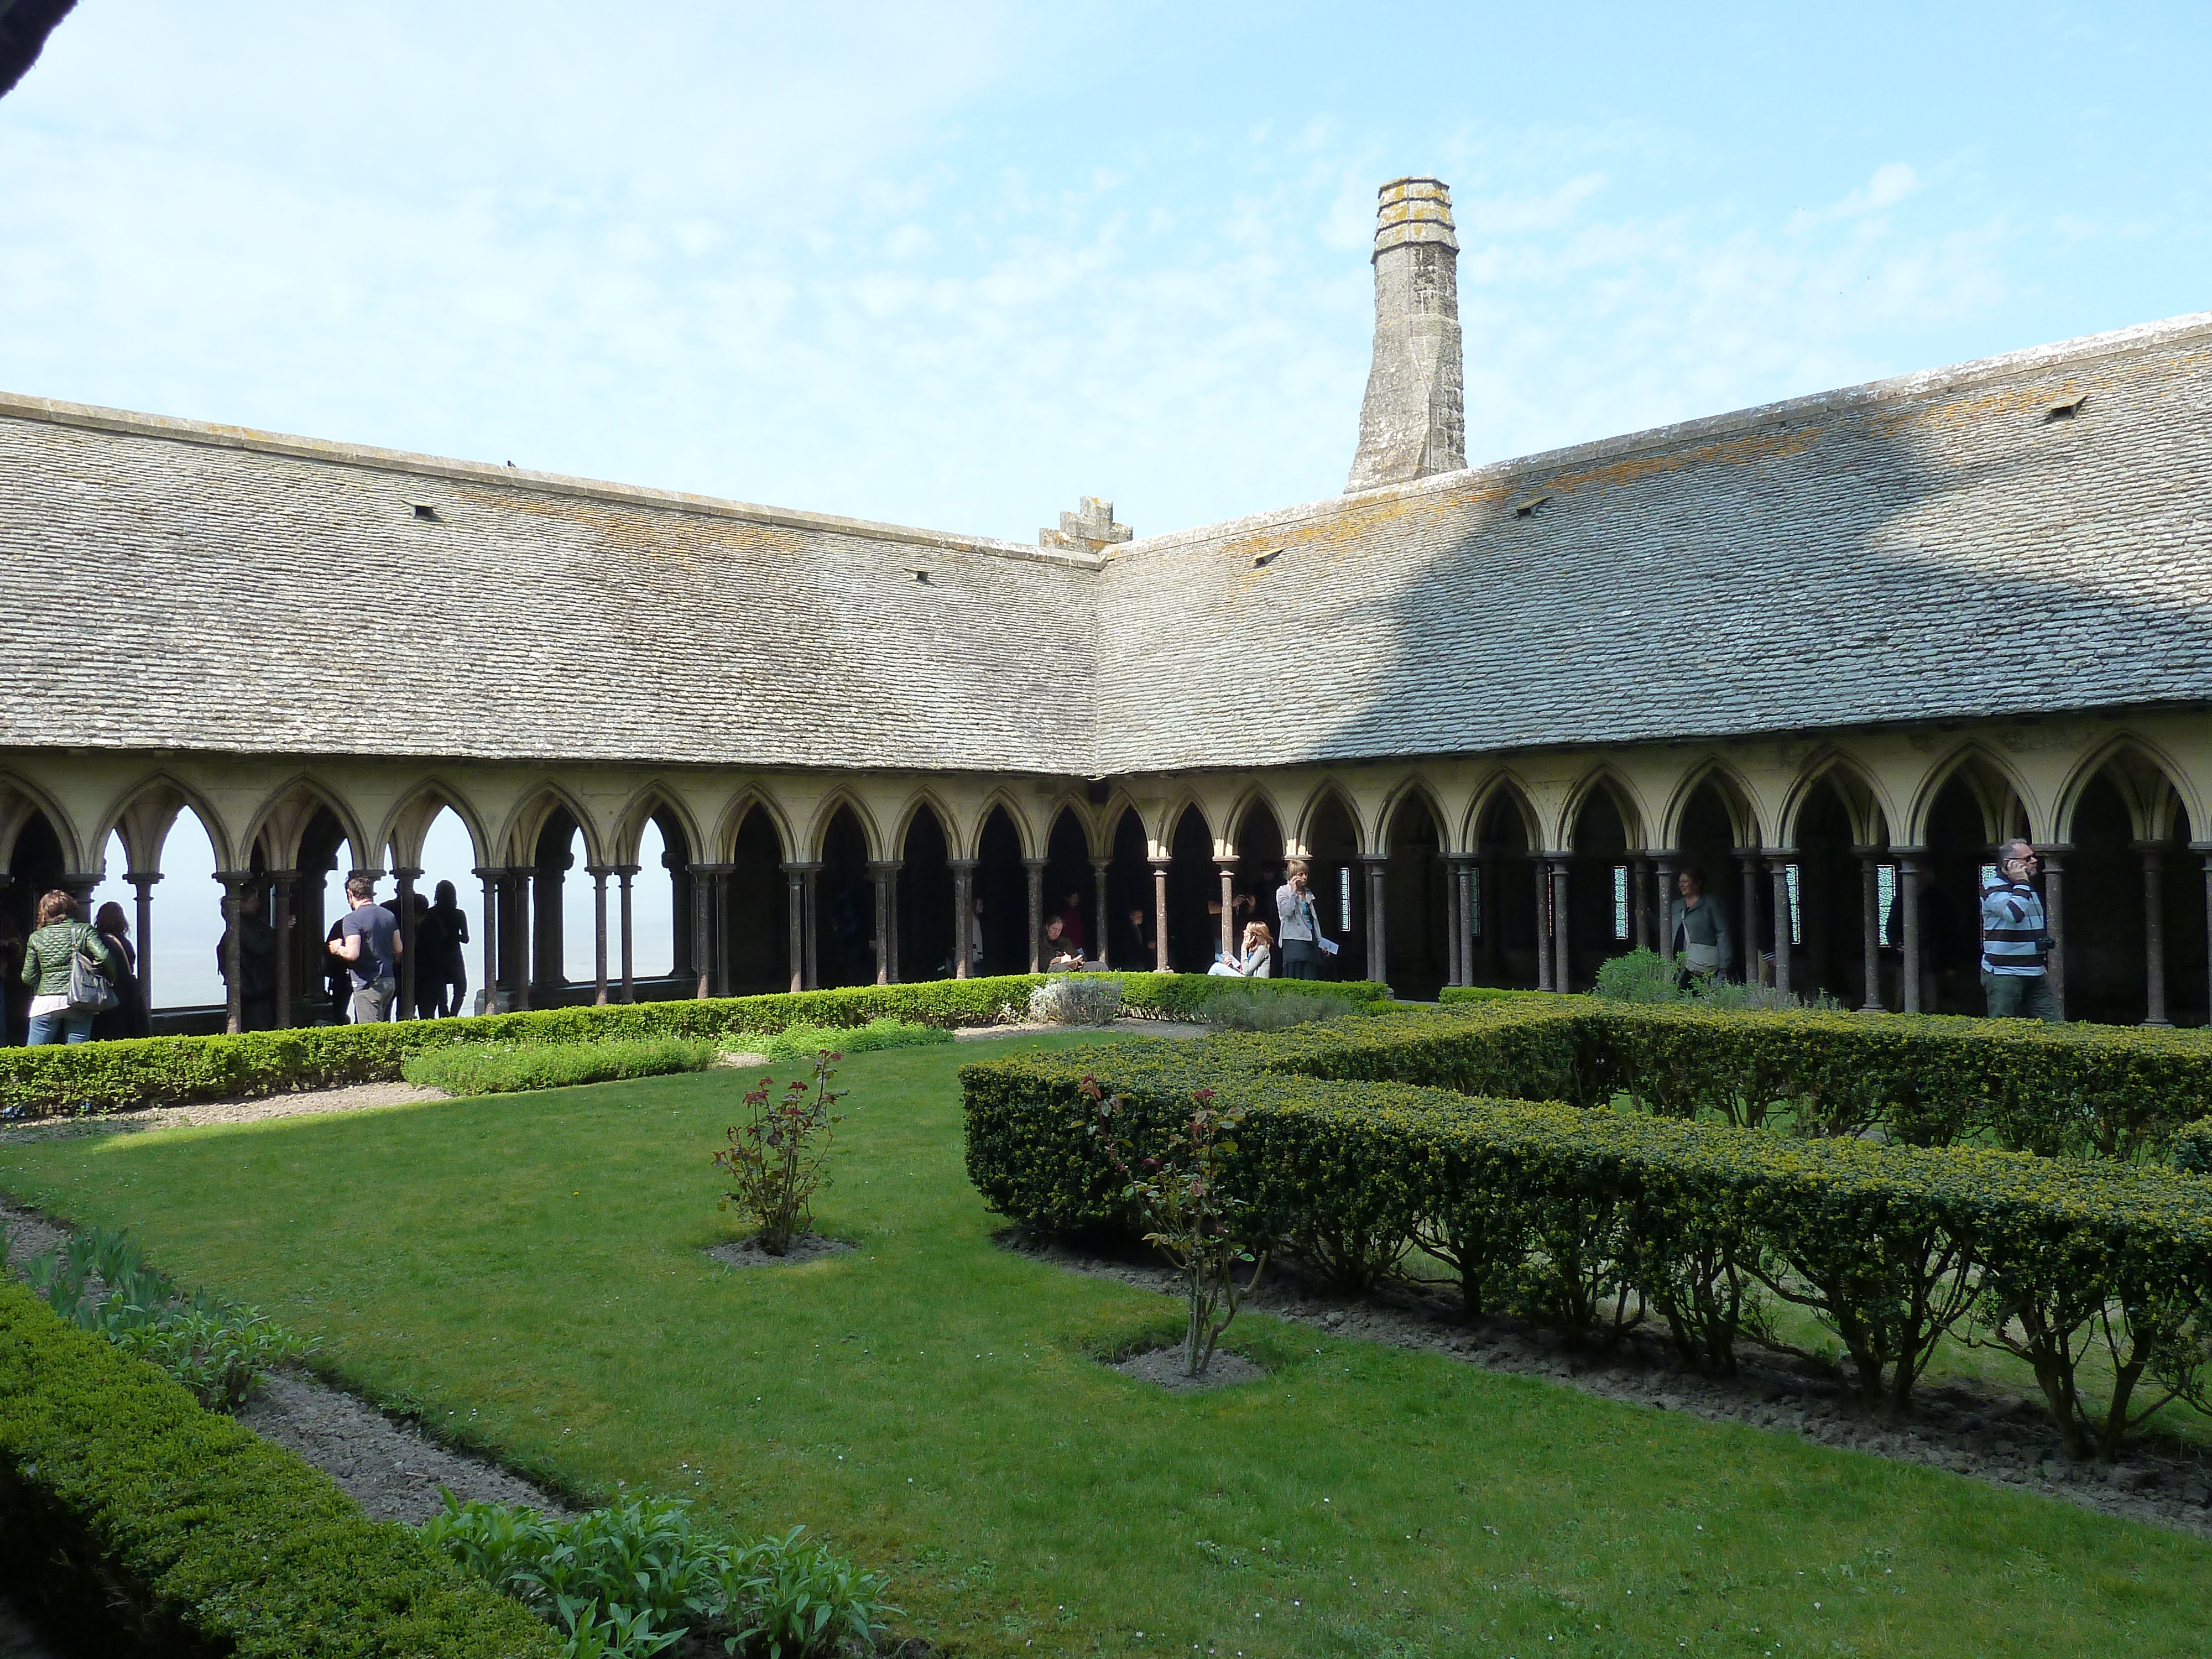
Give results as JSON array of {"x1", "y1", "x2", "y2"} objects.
[{"x1": 328, "y1": 874, "x2": 402, "y2": 1023}]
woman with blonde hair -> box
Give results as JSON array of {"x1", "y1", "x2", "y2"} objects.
[{"x1": 1208, "y1": 920, "x2": 1274, "y2": 978}]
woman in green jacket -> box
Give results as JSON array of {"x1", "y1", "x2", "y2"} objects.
[{"x1": 20, "y1": 889, "x2": 120, "y2": 1046}]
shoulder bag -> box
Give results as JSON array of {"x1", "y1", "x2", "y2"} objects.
[{"x1": 65, "y1": 927, "x2": 119, "y2": 1015}]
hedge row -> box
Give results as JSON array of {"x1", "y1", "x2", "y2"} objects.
[
  {"x1": 0, "y1": 1279, "x2": 560, "y2": 1657},
  {"x1": 0, "y1": 973, "x2": 1391, "y2": 1121},
  {"x1": 1372, "y1": 995, "x2": 2212, "y2": 1162},
  {"x1": 962, "y1": 1026, "x2": 2212, "y2": 1453}
]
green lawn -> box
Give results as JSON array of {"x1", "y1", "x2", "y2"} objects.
[{"x1": 3, "y1": 1035, "x2": 2208, "y2": 1658}]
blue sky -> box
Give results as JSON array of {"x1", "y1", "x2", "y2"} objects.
[{"x1": 14, "y1": 2, "x2": 2210, "y2": 1004}]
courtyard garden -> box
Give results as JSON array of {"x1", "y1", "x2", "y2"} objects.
[{"x1": 4, "y1": 985, "x2": 2212, "y2": 1656}]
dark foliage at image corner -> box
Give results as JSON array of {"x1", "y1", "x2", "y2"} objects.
[{"x1": 0, "y1": 0, "x2": 76, "y2": 100}]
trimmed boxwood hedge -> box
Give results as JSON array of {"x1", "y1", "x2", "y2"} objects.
[
  {"x1": 962, "y1": 1006, "x2": 2212, "y2": 1448},
  {"x1": 0, "y1": 1279, "x2": 560, "y2": 1657},
  {"x1": 0, "y1": 972, "x2": 1391, "y2": 1123}
]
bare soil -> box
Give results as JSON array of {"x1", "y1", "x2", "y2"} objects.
[
  {"x1": 705, "y1": 1233, "x2": 856, "y2": 1269},
  {"x1": 1115, "y1": 1345, "x2": 1266, "y2": 1391},
  {"x1": 1000, "y1": 1226, "x2": 2212, "y2": 1538}
]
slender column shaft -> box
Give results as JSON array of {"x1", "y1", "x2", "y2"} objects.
[
  {"x1": 1653, "y1": 855, "x2": 1678, "y2": 964},
  {"x1": 271, "y1": 872, "x2": 295, "y2": 1030},
  {"x1": 949, "y1": 860, "x2": 976, "y2": 980},
  {"x1": 1026, "y1": 858, "x2": 1048, "y2": 973},
  {"x1": 618, "y1": 865, "x2": 638, "y2": 1002},
  {"x1": 130, "y1": 874, "x2": 160, "y2": 1012},
  {"x1": 1856, "y1": 848, "x2": 1883, "y2": 1013},
  {"x1": 1738, "y1": 857, "x2": 1762, "y2": 985},
  {"x1": 1535, "y1": 860, "x2": 1553, "y2": 992},
  {"x1": 1897, "y1": 853, "x2": 1924, "y2": 1014},
  {"x1": 1363, "y1": 856, "x2": 1389, "y2": 988},
  {"x1": 2201, "y1": 849, "x2": 2212, "y2": 1029},
  {"x1": 394, "y1": 867, "x2": 420, "y2": 1021},
  {"x1": 1218, "y1": 862, "x2": 1237, "y2": 962},
  {"x1": 1630, "y1": 855, "x2": 1652, "y2": 954},
  {"x1": 2036, "y1": 848, "x2": 2067, "y2": 1020},
  {"x1": 2138, "y1": 842, "x2": 2170, "y2": 1027},
  {"x1": 869, "y1": 862, "x2": 899, "y2": 986},
  {"x1": 781, "y1": 864, "x2": 807, "y2": 993},
  {"x1": 1092, "y1": 858, "x2": 1113, "y2": 968},
  {"x1": 589, "y1": 867, "x2": 611, "y2": 1005},
  {"x1": 1769, "y1": 858, "x2": 1794, "y2": 998},
  {"x1": 692, "y1": 865, "x2": 713, "y2": 1000},
  {"x1": 511, "y1": 871, "x2": 533, "y2": 1011},
  {"x1": 1151, "y1": 862, "x2": 1171, "y2": 973},
  {"x1": 802, "y1": 867, "x2": 820, "y2": 990},
  {"x1": 476, "y1": 868, "x2": 500, "y2": 1016},
  {"x1": 1548, "y1": 858, "x2": 1571, "y2": 993},
  {"x1": 217, "y1": 874, "x2": 246, "y2": 1034}
]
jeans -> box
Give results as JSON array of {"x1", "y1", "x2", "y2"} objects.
[
  {"x1": 1982, "y1": 971, "x2": 2061, "y2": 1022},
  {"x1": 351, "y1": 978, "x2": 397, "y2": 1023},
  {"x1": 27, "y1": 1010, "x2": 93, "y2": 1045}
]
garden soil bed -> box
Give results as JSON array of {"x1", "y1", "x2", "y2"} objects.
[
  {"x1": 1000, "y1": 1226, "x2": 2212, "y2": 1538},
  {"x1": 1115, "y1": 1345, "x2": 1266, "y2": 1391},
  {"x1": 706, "y1": 1233, "x2": 855, "y2": 1269}
]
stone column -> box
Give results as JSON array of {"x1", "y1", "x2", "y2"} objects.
[
  {"x1": 1768, "y1": 855, "x2": 1794, "y2": 998},
  {"x1": 2137, "y1": 840, "x2": 2171, "y2": 1027},
  {"x1": 2036, "y1": 846, "x2": 2067, "y2": 1020},
  {"x1": 216, "y1": 872, "x2": 251, "y2": 1034},
  {"x1": 269, "y1": 869, "x2": 298, "y2": 1030},
  {"x1": 1362, "y1": 855, "x2": 1390, "y2": 988},
  {"x1": 129, "y1": 872, "x2": 160, "y2": 1012},
  {"x1": 474, "y1": 868, "x2": 502, "y2": 1015},
  {"x1": 1092, "y1": 858, "x2": 1113, "y2": 968},
  {"x1": 795, "y1": 864, "x2": 821, "y2": 990},
  {"x1": 780, "y1": 862, "x2": 816, "y2": 993},
  {"x1": 1217, "y1": 861, "x2": 1238, "y2": 963},
  {"x1": 690, "y1": 864, "x2": 716, "y2": 1000},
  {"x1": 869, "y1": 861, "x2": 900, "y2": 985},
  {"x1": 587, "y1": 865, "x2": 613, "y2": 1005},
  {"x1": 1534, "y1": 860, "x2": 1553, "y2": 992},
  {"x1": 948, "y1": 859, "x2": 976, "y2": 979},
  {"x1": 1895, "y1": 850, "x2": 1924, "y2": 1014},
  {"x1": 394, "y1": 865, "x2": 420, "y2": 1021},
  {"x1": 1150, "y1": 860, "x2": 1171, "y2": 974},
  {"x1": 1653, "y1": 854, "x2": 1678, "y2": 965},
  {"x1": 616, "y1": 865, "x2": 639, "y2": 1002},
  {"x1": 1025, "y1": 858, "x2": 1048, "y2": 973},
  {"x1": 1630, "y1": 855, "x2": 1653, "y2": 954},
  {"x1": 1737, "y1": 855, "x2": 1762, "y2": 985},
  {"x1": 1548, "y1": 858, "x2": 1571, "y2": 994},
  {"x1": 1855, "y1": 847, "x2": 1884, "y2": 1013},
  {"x1": 1446, "y1": 858, "x2": 1469, "y2": 987},
  {"x1": 510, "y1": 869, "x2": 533, "y2": 1011},
  {"x1": 2199, "y1": 844, "x2": 2212, "y2": 1029}
]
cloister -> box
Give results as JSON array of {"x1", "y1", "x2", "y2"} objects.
[
  {"x1": 5, "y1": 182, "x2": 2208, "y2": 1036},
  {"x1": 3, "y1": 706, "x2": 2206, "y2": 1035}
]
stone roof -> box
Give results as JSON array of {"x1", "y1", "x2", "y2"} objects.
[
  {"x1": 1095, "y1": 310, "x2": 2212, "y2": 775},
  {"x1": 0, "y1": 398, "x2": 1101, "y2": 773},
  {"x1": 4, "y1": 309, "x2": 2210, "y2": 778}
]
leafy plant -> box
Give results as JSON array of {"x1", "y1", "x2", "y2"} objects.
[
  {"x1": 737, "y1": 1017, "x2": 950, "y2": 1063},
  {"x1": 1592, "y1": 947, "x2": 1841, "y2": 1011},
  {"x1": 1027, "y1": 977, "x2": 1124, "y2": 1026},
  {"x1": 1200, "y1": 985, "x2": 1374, "y2": 1031},
  {"x1": 18, "y1": 1224, "x2": 312, "y2": 1408},
  {"x1": 1085, "y1": 1078, "x2": 1266, "y2": 1376},
  {"x1": 421, "y1": 1492, "x2": 896, "y2": 1659},
  {"x1": 713, "y1": 1051, "x2": 847, "y2": 1255}
]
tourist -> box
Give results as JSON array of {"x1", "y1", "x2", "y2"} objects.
[
  {"x1": 1208, "y1": 920, "x2": 1274, "y2": 978},
  {"x1": 19, "y1": 890, "x2": 120, "y2": 1046},
  {"x1": 1041, "y1": 915, "x2": 1082, "y2": 971},
  {"x1": 1123, "y1": 904, "x2": 1155, "y2": 969},
  {"x1": 1057, "y1": 890, "x2": 1086, "y2": 956},
  {"x1": 216, "y1": 888, "x2": 279, "y2": 1031},
  {"x1": 1276, "y1": 859, "x2": 1337, "y2": 980},
  {"x1": 1670, "y1": 868, "x2": 1732, "y2": 987},
  {"x1": 421, "y1": 880, "x2": 471, "y2": 1018},
  {"x1": 90, "y1": 902, "x2": 150, "y2": 1040},
  {"x1": 328, "y1": 874, "x2": 401, "y2": 1022},
  {"x1": 1980, "y1": 839, "x2": 2059, "y2": 1021}
]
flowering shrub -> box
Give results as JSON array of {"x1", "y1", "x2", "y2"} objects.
[
  {"x1": 1084, "y1": 1078, "x2": 1265, "y2": 1375},
  {"x1": 713, "y1": 1051, "x2": 846, "y2": 1255}
]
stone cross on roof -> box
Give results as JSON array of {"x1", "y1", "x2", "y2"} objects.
[{"x1": 1039, "y1": 495, "x2": 1133, "y2": 555}]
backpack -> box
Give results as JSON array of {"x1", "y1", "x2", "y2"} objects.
[{"x1": 65, "y1": 926, "x2": 118, "y2": 1015}]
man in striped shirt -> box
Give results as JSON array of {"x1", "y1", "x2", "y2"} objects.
[{"x1": 1980, "y1": 839, "x2": 2060, "y2": 1022}]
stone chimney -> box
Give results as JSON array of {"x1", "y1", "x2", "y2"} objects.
[
  {"x1": 1345, "y1": 177, "x2": 1466, "y2": 493},
  {"x1": 1039, "y1": 497, "x2": 1133, "y2": 556}
]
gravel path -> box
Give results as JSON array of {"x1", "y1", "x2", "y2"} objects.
[
  {"x1": 1001, "y1": 1227, "x2": 2212, "y2": 1537},
  {"x1": 0, "y1": 1080, "x2": 448, "y2": 1145}
]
